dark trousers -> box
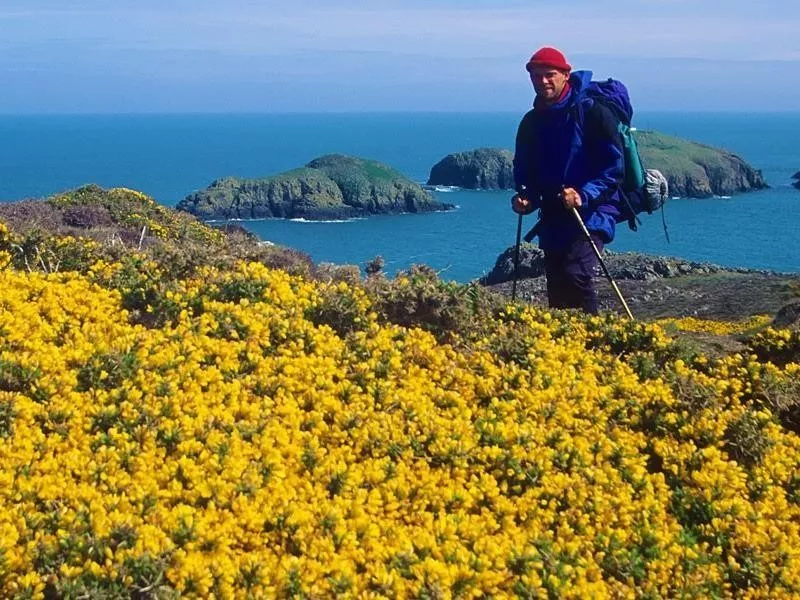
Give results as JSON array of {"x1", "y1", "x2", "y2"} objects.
[{"x1": 544, "y1": 235, "x2": 603, "y2": 314}]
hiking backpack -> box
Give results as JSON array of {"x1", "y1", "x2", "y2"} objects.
[{"x1": 579, "y1": 76, "x2": 670, "y2": 239}]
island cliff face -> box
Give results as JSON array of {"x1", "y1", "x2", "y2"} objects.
[
  {"x1": 177, "y1": 154, "x2": 452, "y2": 221},
  {"x1": 427, "y1": 148, "x2": 515, "y2": 190},
  {"x1": 427, "y1": 132, "x2": 768, "y2": 198}
]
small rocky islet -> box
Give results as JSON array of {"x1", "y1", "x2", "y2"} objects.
[
  {"x1": 176, "y1": 154, "x2": 453, "y2": 221},
  {"x1": 426, "y1": 148, "x2": 515, "y2": 191},
  {"x1": 426, "y1": 131, "x2": 768, "y2": 198}
]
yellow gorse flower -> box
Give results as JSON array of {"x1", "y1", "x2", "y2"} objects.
[
  {"x1": 657, "y1": 315, "x2": 773, "y2": 336},
  {"x1": 0, "y1": 260, "x2": 798, "y2": 599}
]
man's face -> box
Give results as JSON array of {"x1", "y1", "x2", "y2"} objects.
[{"x1": 529, "y1": 66, "x2": 570, "y2": 103}]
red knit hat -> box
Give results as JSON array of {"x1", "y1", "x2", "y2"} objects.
[{"x1": 525, "y1": 47, "x2": 571, "y2": 72}]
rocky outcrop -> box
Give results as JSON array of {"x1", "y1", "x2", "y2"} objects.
[
  {"x1": 177, "y1": 154, "x2": 453, "y2": 221},
  {"x1": 792, "y1": 171, "x2": 800, "y2": 190},
  {"x1": 426, "y1": 148, "x2": 514, "y2": 190},
  {"x1": 481, "y1": 245, "x2": 796, "y2": 321},
  {"x1": 428, "y1": 133, "x2": 768, "y2": 198},
  {"x1": 774, "y1": 300, "x2": 800, "y2": 327},
  {"x1": 480, "y1": 245, "x2": 762, "y2": 286}
]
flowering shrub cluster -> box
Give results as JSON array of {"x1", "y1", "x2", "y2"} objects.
[
  {"x1": 0, "y1": 186, "x2": 320, "y2": 293},
  {"x1": 747, "y1": 327, "x2": 800, "y2": 367},
  {"x1": 48, "y1": 185, "x2": 224, "y2": 245},
  {"x1": 1, "y1": 251, "x2": 799, "y2": 599},
  {"x1": 657, "y1": 315, "x2": 772, "y2": 337}
]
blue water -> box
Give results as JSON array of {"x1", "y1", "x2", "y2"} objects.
[{"x1": 2, "y1": 112, "x2": 799, "y2": 281}]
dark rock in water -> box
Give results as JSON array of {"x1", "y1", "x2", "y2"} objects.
[
  {"x1": 792, "y1": 171, "x2": 800, "y2": 190},
  {"x1": 427, "y1": 148, "x2": 514, "y2": 190},
  {"x1": 212, "y1": 222, "x2": 259, "y2": 240},
  {"x1": 773, "y1": 300, "x2": 800, "y2": 327},
  {"x1": 177, "y1": 154, "x2": 453, "y2": 221}
]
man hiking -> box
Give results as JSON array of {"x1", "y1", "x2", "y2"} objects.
[{"x1": 512, "y1": 46, "x2": 624, "y2": 314}]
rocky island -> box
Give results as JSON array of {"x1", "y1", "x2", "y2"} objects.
[
  {"x1": 177, "y1": 154, "x2": 453, "y2": 221},
  {"x1": 427, "y1": 148, "x2": 514, "y2": 190},
  {"x1": 427, "y1": 131, "x2": 768, "y2": 198},
  {"x1": 636, "y1": 131, "x2": 767, "y2": 197}
]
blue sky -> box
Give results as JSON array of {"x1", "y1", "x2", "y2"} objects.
[{"x1": 2, "y1": 0, "x2": 799, "y2": 113}]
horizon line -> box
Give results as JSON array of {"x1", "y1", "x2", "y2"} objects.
[{"x1": 3, "y1": 109, "x2": 800, "y2": 117}]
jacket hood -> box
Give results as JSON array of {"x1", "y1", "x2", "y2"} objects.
[{"x1": 568, "y1": 70, "x2": 593, "y2": 97}]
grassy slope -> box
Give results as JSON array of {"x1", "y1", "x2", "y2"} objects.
[{"x1": 636, "y1": 130, "x2": 745, "y2": 184}]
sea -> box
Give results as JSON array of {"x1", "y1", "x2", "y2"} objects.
[{"x1": 1, "y1": 112, "x2": 799, "y2": 282}]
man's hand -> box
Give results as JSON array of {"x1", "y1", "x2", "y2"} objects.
[
  {"x1": 560, "y1": 187, "x2": 582, "y2": 209},
  {"x1": 511, "y1": 193, "x2": 534, "y2": 215}
]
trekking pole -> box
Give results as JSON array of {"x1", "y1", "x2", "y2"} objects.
[
  {"x1": 511, "y1": 212, "x2": 523, "y2": 301},
  {"x1": 570, "y1": 207, "x2": 634, "y2": 320},
  {"x1": 511, "y1": 185, "x2": 527, "y2": 302}
]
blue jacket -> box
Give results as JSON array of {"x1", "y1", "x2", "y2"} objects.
[{"x1": 513, "y1": 70, "x2": 624, "y2": 252}]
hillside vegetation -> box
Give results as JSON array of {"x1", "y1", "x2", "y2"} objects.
[
  {"x1": 1, "y1": 187, "x2": 799, "y2": 598},
  {"x1": 176, "y1": 154, "x2": 451, "y2": 221}
]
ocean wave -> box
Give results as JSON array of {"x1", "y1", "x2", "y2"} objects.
[
  {"x1": 206, "y1": 216, "x2": 363, "y2": 224},
  {"x1": 422, "y1": 184, "x2": 461, "y2": 192},
  {"x1": 289, "y1": 217, "x2": 365, "y2": 224}
]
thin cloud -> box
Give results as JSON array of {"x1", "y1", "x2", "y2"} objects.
[
  {"x1": 2, "y1": 1, "x2": 800, "y2": 112},
  {"x1": 3, "y1": 4, "x2": 798, "y2": 61}
]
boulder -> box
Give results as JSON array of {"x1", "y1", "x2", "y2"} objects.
[
  {"x1": 773, "y1": 300, "x2": 800, "y2": 328},
  {"x1": 479, "y1": 244, "x2": 546, "y2": 285}
]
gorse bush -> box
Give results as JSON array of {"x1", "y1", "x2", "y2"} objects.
[
  {"x1": 2, "y1": 259, "x2": 800, "y2": 598},
  {"x1": 1, "y1": 189, "x2": 799, "y2": 598},
  {"x1": 747, "y1": 326, "x2": 800, "y2": 367},
  {"x1": 0, "y1": 186, "x2": 316, "y2": 283},
  {"x1": 365, "y1": 264, "x2": 505, "y2": 345}
]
